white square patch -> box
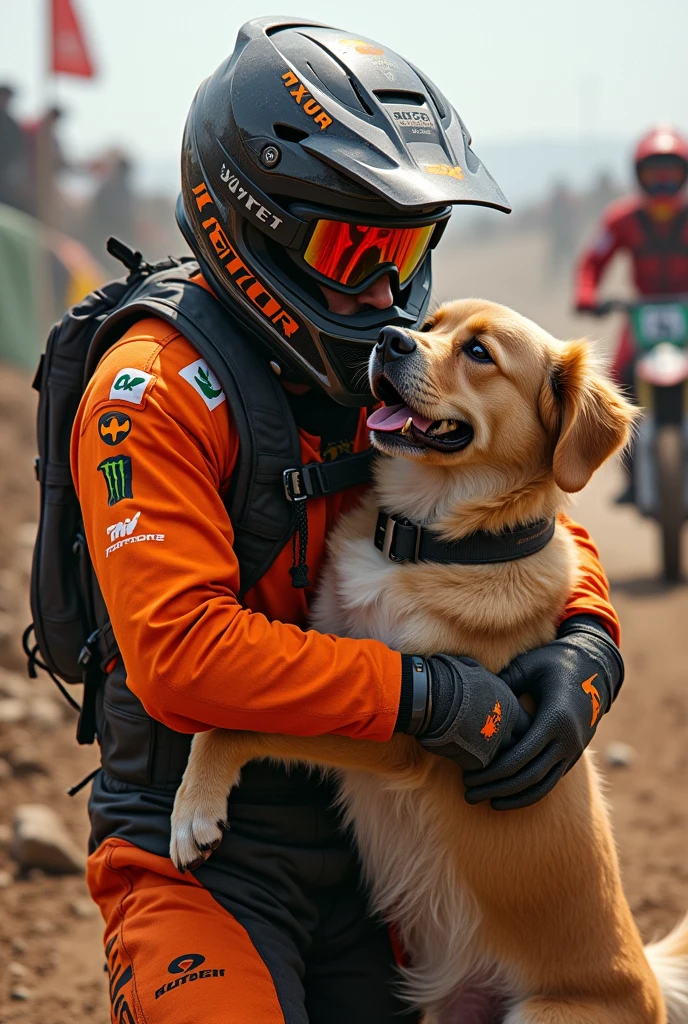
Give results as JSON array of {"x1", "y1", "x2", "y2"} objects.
[
  {"x1": 109, "y1": 368, "x2": 154, "y2": 405},
  {"x1": 178, "y1": 359, "x2": 226, "y2": 411}
]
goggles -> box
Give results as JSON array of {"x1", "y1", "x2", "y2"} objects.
[
  {"x1": 638, "y1": 156, "x2": 688, "y2": 196},
  {"x1": 302, "y1": 217, "x2": 442, "y2": 291}
]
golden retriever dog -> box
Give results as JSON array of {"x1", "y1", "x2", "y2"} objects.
[{"x1": 170, "y1": 299, "x2": 688, "y2": 1023}]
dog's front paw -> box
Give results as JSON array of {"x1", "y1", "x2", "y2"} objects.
[{"x1": 170, "y1": 779, "x2": 229, "y2": 872}]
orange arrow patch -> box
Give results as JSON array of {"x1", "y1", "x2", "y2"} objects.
[
  {"x1": 480, "y1": 701, "x2": 503, "y2": 741},
  {"x1": 581, "y1": 674, "x2": 601, "y2": 727}
]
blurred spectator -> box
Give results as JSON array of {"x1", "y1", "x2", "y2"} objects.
[
  {"x1": 586, "y1": 171, "x2": 622, "y2": 227},
  {"x1": 22, "y1": 106, "x2": 68, "y2": 224},
  {"x1": 0, "y1": 84, "x2": 26, "y2": 211},
  {"x1": 91, "y1": 151, "x2": 136, "y2": 264},
  {"x1": 545, "y1": 180, "x2": 576, "y2": 280}
]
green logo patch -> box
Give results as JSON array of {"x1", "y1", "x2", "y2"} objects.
[
  {"x1": 194, "y1": 366, "x2": 222, "y2": 400},
  {"x1": 178, "y1": 359, "x2": 226, "y2": 411},
  {"x1": 98, "y1": 455, "x2": 133, "y2": 506},
  {"x1": 114, "y1": 373, "x2": 146, "y2": 392},
  {"x1": 108, "y1": 367, "x2": 154, "y2": 406}
]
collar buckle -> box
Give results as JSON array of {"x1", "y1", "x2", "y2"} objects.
[
  {"x1": 373, "y1": 510, "x2": 556, "y2": 566},
  {"x1": 375, "y1": 512, "x2": 421, "y2": 563}
]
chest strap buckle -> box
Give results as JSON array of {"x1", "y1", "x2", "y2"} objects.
[{"x1": 283, "y1": 468, "x2": 309, "y2": 502}]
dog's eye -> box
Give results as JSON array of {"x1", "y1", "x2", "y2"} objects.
[
  {"x1": 419, "y1": 319, "x2": 435, "y2": 333},
  {"x1": 465, "y1": 339, "x2": 493, "y2": 363}
]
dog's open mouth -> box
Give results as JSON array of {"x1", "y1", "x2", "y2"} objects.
[{"x1": 367, "y1": 378, "x2": 474, "y2": 453}]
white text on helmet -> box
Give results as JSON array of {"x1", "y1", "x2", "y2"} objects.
[{"x1": 220, "y1": 165, "x2": 283, "y2": 231}]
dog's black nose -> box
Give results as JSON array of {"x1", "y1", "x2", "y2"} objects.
[{"x1": 376, "y1": 326, "x2": 417, "y2": 361}]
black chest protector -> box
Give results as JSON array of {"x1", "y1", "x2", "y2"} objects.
[{"x1": 634, "y1": 206, "x2": 688, "y2": 259}]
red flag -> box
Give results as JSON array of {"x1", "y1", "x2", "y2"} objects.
[{"x1": 50, "y1": 0, "x2": 95, "y2": 78}]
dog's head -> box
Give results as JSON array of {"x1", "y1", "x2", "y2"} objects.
[{"x1": 368, "y1": 299, "x2": 637, "y2": 493}]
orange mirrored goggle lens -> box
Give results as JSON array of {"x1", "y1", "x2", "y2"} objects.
[{"x1": 303, "y1": 219, "x2": 436, "y2": 289}]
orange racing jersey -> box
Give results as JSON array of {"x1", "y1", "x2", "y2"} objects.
[{"x1": 71, "y1": 317, "x2": 620, "y2": 740}]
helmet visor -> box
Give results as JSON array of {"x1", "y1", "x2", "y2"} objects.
[
  {"x1": 637, "y1": 155, "x2": 688, "y2": 195},
  {"x1": 303, "y1": 219, "x2": 436, "y2": 289}
]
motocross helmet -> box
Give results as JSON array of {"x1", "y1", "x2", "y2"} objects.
[
  {"x1": 634, "y1": 126, "x2": 688, "y2": 198},
  {"x1": 178, "y1": 16, "x2": 511, "y2": 406}
]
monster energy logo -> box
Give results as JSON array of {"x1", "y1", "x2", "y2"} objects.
[{"x1": 98, "y1": 456, "x2": 133, "y2": 506}]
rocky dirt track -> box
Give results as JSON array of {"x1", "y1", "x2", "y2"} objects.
[{"x1": 0, "y1": 230, "x2": 686, "y2": 1022}]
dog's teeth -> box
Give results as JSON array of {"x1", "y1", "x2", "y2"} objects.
[
  {"x1": 429, "y1": 419, "x2": 457, "y2": 436},
  {"x1": 401, "y1": 417, "x2": 413, "y2": 435}
]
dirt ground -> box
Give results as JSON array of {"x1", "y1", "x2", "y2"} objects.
[{"x1": 0, "y1": 230, "x2": 687, "y2": 1023}]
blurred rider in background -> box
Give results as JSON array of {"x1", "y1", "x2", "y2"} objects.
[{"x1": 575, "y1": 125, "x2": 688, "y2": 501}]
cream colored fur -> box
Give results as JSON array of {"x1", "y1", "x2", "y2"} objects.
[{"x1": 170, "y1": 300, "x2": 688, "y2": 1023}]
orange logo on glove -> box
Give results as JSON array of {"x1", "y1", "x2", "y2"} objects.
[
  {"x1": 581, "y1": 674, "x2": 601, "y2": 727},
  {"x1": 480, "y1": 701, "x2": 502, "y2": 740}
]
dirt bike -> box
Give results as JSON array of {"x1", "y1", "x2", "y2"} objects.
[{"x1": 591, "y1": 297, "x2": 688, "y2": 583}]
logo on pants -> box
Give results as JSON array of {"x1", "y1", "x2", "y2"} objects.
[
  {"x1": 154, "y1": 952, "x2": 226, "y2": 999},
  {"x1": 168, "y1": 953, "x2": 206, "y2": 974}
]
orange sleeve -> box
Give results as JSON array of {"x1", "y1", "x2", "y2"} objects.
[
  {"x1": 71, "y1": 323, "x2": 401, "y2": 741},
  {"x1": 557, "y1": 513, "x2": 620, "y2": 646}
]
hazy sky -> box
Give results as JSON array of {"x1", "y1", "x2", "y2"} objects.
[{"x1": 2, "y1": 0, "x2": 688, "y2": 179}]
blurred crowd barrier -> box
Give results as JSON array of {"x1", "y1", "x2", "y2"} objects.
[{"x1": 0, "y1": 85, "x2": 181, "y2": 369}]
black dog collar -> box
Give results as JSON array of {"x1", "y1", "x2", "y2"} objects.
[{"x1": 374, "y1": 511, "x2": 556, "y2": 565}]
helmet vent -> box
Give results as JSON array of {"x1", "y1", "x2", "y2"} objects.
[
  {"x1": 347, "y1": 76, "x2": 375, "y2": 117},
  {"x1": 418, "y1": 77, "x2": 447, "y2": 121},
  {"x1": 374, "y1": 90, "x2": 425, "y2": 107},
  {"x1": 273, "y1": 122, "x2": 310, "y2": 144}
]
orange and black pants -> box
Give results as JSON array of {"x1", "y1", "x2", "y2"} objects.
[{"x1": 87, "y1": 766, "x2": 417, "y2": 1024}]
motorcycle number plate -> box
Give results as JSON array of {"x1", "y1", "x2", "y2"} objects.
[{"x1": 632, "y1": 303, "x2": 688, "y2": 349}]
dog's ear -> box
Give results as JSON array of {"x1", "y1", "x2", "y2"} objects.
[{"x1": 539, "y1": 339, "x2": 638, "y2": 493}]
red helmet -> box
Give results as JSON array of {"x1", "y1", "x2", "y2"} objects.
[{"x1": 634, "y1": 126, "x2": 688, "y2": 196}]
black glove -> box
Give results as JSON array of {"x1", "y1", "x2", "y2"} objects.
[
  {"x1": 576, "y1": 299, "x2": 615, "y2": 318},
  {"x1": 396, "y1": 653, "x2": 531, "y2": 770},
  {"x1": 462, "y1": 616, "x2": 624, "y2": 811}
]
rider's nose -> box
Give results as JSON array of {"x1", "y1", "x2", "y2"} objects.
[{"x1": 376, "y1": 327, "x2": 417, "y2": 362}]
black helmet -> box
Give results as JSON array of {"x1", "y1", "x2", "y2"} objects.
[{"x1": 178, "y1": 16, "x2": 510, "y2": 406}]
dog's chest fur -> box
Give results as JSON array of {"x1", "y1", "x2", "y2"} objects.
[
  {"x1": 310, "y1": 496, "x2": 577, "y2": 673},
  {"x1": 308, "y1": 487, "x2": 579, "y2": 1018}
]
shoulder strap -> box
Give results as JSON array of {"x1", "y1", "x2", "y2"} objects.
[
  {"x1": 88, "y1": 264, "x2": 375, "y2": 596},
  {"x1": 89, "y1": 263, "x2": 302, "y2": 597},
  {"x1": 669, "y1": 207, "x2": 688, "y2": 254}
]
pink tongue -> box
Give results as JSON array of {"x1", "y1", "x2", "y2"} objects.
[{"x1": 367, "y1": 403, "x2": 434, "y2": 434}]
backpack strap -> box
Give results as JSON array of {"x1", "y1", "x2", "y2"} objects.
[
  {"x1": 283, "y1": 451, "x2": 375, "y2": 501},
  {"x1": 88, "y1": 264, "x2": 374, "y2": 597}
]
